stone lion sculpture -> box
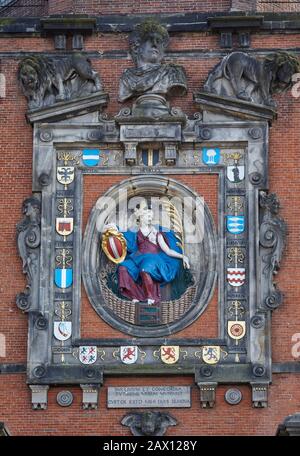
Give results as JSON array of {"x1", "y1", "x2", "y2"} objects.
[
  {"x1": 203, "y1": 51, "x2": 300, "y2": 107},
  {"x1": 121, "y1": 410, "x2": 177, "y2": 436},
  {"x1": 18, "y1": 53, "x2": 103, "y2": 110}
]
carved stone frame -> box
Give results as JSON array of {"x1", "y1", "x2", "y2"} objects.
[{"x1": 17, "y1": 97, "x2": 286, "y2": 409}]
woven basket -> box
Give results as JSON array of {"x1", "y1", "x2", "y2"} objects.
[{"x1": 100, "y1": 278, "x2": 196, "y2": 325}]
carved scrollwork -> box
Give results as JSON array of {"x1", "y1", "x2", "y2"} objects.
[
  {"x1": 32, "y1": 365, "x2": 46, "y2": 379},
  {"x1": 250, "y1": 314, "x2": 265, "y2": 329},
  {"x1": 16, "y1": 196, "x2": 41, "y2": 313},
  {"x1": 198, "y1": 127, "x2": 212, "y2": 140},
  {"x1": 115, "y1": 107, "x2": 132, "y2": 118},
  {"x1": 252, "y1": 364, "x2": 266, "y2": 377},
  {"x1": 259, "y1": 191, "x2": 287, "y2": 311},
  {"x1": 35, "y1": 314, "x2": 48, "y2": 330},
  {"x1": 249, "y1": 172, "x2": 263, "y2": 186},
  {"x1": 39, "y1": 130, "x2": 53, "y2": 142}
]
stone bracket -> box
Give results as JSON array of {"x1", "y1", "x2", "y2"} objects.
[
  {"x1": 80, "y1": 384, "x2": 101, "y2": 410},
  {"x1": 29, "y1": 385, "x2": 49, "y2": 410},
  {"x1": 251, "y1": 382, "x2": 268, "y2": 408},
  {"x1": 197, "y1": 382, "x2": 217, "y2": 408}
]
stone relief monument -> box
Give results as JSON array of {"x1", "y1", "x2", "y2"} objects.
[{"x1": 15, "y1": 19, "x2": 299, "y2": 412}]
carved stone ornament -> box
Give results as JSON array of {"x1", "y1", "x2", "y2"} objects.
[
  {"x1": 225, "y1": 388, "x2": 242, "y2": 405},
  {"x1": 16, "y1": 196, "x2": 41, "y2": 312},
  {"x1": 57, "y1": 390, "x2": 74, "y2": 407},
  {"x1": 203, "y1": 51, "x2": 300, "y2": 107},
  {"x1": 277, "y1": 413, "x2": 300, "y2": 436},
  {"x1": 259, "y1": 191, "x2": 287, "y2": 311},
  {"x1": 0, "y1": 422, "x2": 10, "y2": 436},
  {"x1": 18, "y1": 53, "x2": 103, "y2": 111},
  {"x1": 121, "y1": 410, "x2": 177, "y2": 436}
]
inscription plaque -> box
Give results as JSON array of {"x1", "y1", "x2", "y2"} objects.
[{"x1": 107, "y1": 386, "x2": 191, "y2": 408}]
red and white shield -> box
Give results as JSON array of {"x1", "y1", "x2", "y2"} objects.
[
  {"x1": 120, "y1": 346, "x2": 138, "y2": 364},
  {"x1": 228, "y1": 321, "x2": 246, "y2": 340},
  {"x1": 56, "y1": 217, "x2": 73, "y2": 236},
  {"x1": 227, "y1": 268, "x2": 245, "y2": 287},
  {"x1": 102, "y1": 228, "x2": 127, "y2": 264}
]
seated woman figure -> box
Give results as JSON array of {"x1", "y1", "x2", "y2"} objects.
[{"x1": 113, "y1": 202, "x2": 190, "y2": 305}]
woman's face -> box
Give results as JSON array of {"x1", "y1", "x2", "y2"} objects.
[{"x1": 140, "y1": 208, "x2": 154, "y2": 225}]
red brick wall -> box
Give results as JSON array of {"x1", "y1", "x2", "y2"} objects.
[
  {"x1": 0, "y1": 0, "x2": 48, "y2": 17},
  {"x1": 257, "y1": 1, "x2": 300, "y2": 12},
  {"x1": 0, "y1": 3, "x2": 300, "y2": 436},
  {"x1": 48, "y1": 0, "x2": 231, "y2": 15}
]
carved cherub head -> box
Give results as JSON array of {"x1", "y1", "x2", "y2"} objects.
[
  {"x1": 129, "y1": 19, "x2": 169, "y2": 67},
  {"x1": 121, "y1": 411, "x2": 177, "y2": 436}
]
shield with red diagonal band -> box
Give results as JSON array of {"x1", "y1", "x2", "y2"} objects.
[
  {"x1": 227, "y1": 268, "x2": 245, "y2": 287},
  {"x1": 102, "y1": 228, "x2": 127, "y2": 264}
]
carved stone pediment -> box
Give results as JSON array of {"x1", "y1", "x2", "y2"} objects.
[{"x1": 194, "y1": 91, "x2": 276, "y2": 123}]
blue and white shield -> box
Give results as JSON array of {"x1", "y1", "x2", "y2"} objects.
[
  {"x1": 227, "y1": 216, "x2": 245, "y2": 234},
  {"x1": 54, "y1": 268, "x2": 73, "y2": 288},
  {"x1": 54, "y1": 321, "x2": 72, "y2": 341},
  {"x1": 82, "y1": 149, "x2": 100, "y2": 167},
  {"x1": 202, "y1": 147, "x2": 221, "y2": 166}
]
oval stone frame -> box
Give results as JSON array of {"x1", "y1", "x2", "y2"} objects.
[{"x1": 82, "y1": 175, "x2": 218, "y2": 337}]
